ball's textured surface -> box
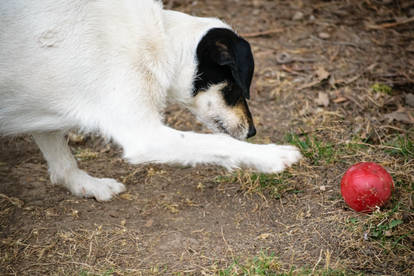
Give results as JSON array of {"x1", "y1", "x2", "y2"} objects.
[{"x1": 341, "y1": 162, "x2": 394, "y2": 213}]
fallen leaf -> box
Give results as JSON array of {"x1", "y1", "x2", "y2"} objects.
[
  {"x1": 298, "y1": 67, "x2": 330, "y2": 90},
  {"x1": 315, "y1": 92, "x2": 330, "y2": 107},
  {"x1": 384, "y1": 108, "x2": 414, "y2": 124},
  {"x1": 405, "y1": 93, "x2": 414, "y2": 107},
  {"x1": 316, "y1": 67, "x2": 330, "y2": 81}
]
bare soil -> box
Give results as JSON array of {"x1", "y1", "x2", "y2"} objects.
[{"x1": 1, "y1": 0, "x2": 413, "y2": 275}]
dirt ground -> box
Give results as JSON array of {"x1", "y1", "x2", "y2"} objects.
[{"x1": 1, "y1": 0, "x2": 413, "y2": 275}]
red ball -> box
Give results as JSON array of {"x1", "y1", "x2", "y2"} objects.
[{"x1": 341, "y1": 162, "x2": 394, "y2": 213}]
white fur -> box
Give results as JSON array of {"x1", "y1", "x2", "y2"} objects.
[{"x1": 0, "y1": 0, "x2": 302, "y2": 200}]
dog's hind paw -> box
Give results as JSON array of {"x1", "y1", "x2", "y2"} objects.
[
  {"x1": 244, "y1": 144, "x2": 302, "y2": 173},
  {"x1": 64, "y1": 172, "x2": 126, "y2": 201}
]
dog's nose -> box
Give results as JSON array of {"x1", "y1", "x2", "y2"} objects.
[{"x1": 247, "y1": 125, "x2": 256, "y2": 138}]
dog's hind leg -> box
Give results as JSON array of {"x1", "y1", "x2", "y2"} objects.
[{"x1": 32, "y1": 131, "x2": 125, "y2": 201}]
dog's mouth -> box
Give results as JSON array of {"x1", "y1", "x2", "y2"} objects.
[
  {"x1": 212, "y1": 118, "x2": 247, "y2": 140},
  {"x1": 213, "y1": 119, "x2": 229, "y2": 134}
]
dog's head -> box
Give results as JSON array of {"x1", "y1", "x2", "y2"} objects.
[{"x1": 191, "y1": 28, "x2": 255, "y2": 140}]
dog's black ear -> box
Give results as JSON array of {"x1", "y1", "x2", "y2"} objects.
[
  {"x1": 210, "y1": 41, "x2": 235, "y2": 66},
  {"x1": 231, "y1": 38, "x2": 254, "y2": 100},
  {"x1": 232, "y1": 66, "x2": 251, "y2": 99},
  {"x1": 209, "y1": 36, "x2": 253, "y2": 99},
  {"x1": 195, "y1": 28, "x2": 254, "y2": 100},
  {"x1": 230, "y1": 52, "x2": 253, "y2": 100}
]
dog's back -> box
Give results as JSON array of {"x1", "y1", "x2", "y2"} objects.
[{"x1": 0, "y1": 0, "x2": 167, "y2": 136}]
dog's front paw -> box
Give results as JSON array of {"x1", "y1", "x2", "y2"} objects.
[
  {"x1": 245, "y1": 144, "x2": 302, "y2": 173},
  {"x1": 88, "y1": 178, "x2": 126, "y2": 201},
  {"x1": 65, "y1": 172, "x2": 126, "y2": 201}
]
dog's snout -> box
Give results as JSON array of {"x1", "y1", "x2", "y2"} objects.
[{"x1": 247, "y1": 125, "x2": 256, "y2": 138}]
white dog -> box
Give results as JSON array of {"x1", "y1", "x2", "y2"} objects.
[{"x1": 0, "y1": 0, "x2": 302, "y2": 201}]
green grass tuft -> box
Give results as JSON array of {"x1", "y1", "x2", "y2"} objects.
[
  {"x1": 216, "y1": 171, "x2": 299, "y2": 199},
  {"x1": 285, "y1": 133, "x2": 335, "y2": 165},
  {"x1": 347, "y1": 202, "x2": 411, "y2": 251},
  {"x1": 385, "y1": 134, "x2": 414, "y2": 159},
  {"x1": 218, "y1": 252, "x2": 280, "y2": 276},
  {"x1": 371, "y1": 83, "x2": 392, "y2": 94},
  {"x1": 217, "y1": 252, "x2": 358, "y2": 275}
]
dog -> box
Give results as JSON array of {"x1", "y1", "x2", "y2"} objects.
[{"x1": 0, "y1": 0, "x2": 302, "y2": 201}]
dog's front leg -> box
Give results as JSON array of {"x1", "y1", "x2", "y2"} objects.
[
  {"x1": 124, "y1": 126, "x2": 302, "y2": 173},
  {"x1": 33, "y1": 131, "x2": 126, "y2": 201}
]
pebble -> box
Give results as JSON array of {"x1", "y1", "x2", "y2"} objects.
[
  {"x1": 318, "y1": 32, "x2": 330, "y2": 39},
  {"x1": 292, "y1": 11, "x2": 304, "y2": 21},
  {"x1": 276, "y1": 52, "x2": 292, "y2": 64}
]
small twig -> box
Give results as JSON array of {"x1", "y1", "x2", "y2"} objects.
[
  {"x1": 87, "y1": 231, "x2": 95, "y2": 262},
  {"x1": 0, "y1": 193, "x2": 24, "y2": 208},
  {"x1": 366, "y1": 16, "x2": 414, "y2": 30},
  {"x1": 353, "y1": 142, "x2": 403, "y2": 151},
  {"x1": 343, "y1": 94, "x2": 364, "y2": 110},
  {"x1": 379, "y1": 125, "x2": 407, "y2": 133},
  {"x1": 311, "y1": 35, "x2": 362, "y2": 48},
  {"x1": 240, "y1": 28, "x2": 283, "y2": 38},
  {"x1": 312, "y1": 249, "x2": 323, "y2": 273},
  {"x1": 221, "y1": 226, "x2": 233, "y2": 257},
  {"x1": 297, "y1": 79, "x2": 322, "y2": 91}
]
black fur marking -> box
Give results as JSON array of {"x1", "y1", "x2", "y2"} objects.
[{"x1": 193, "y1": 28, "x2": 254, "y2": 106}]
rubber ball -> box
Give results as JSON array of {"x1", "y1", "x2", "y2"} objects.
[{"x1": 341, "y1": 162, "x2": 394, "y2": 213}]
